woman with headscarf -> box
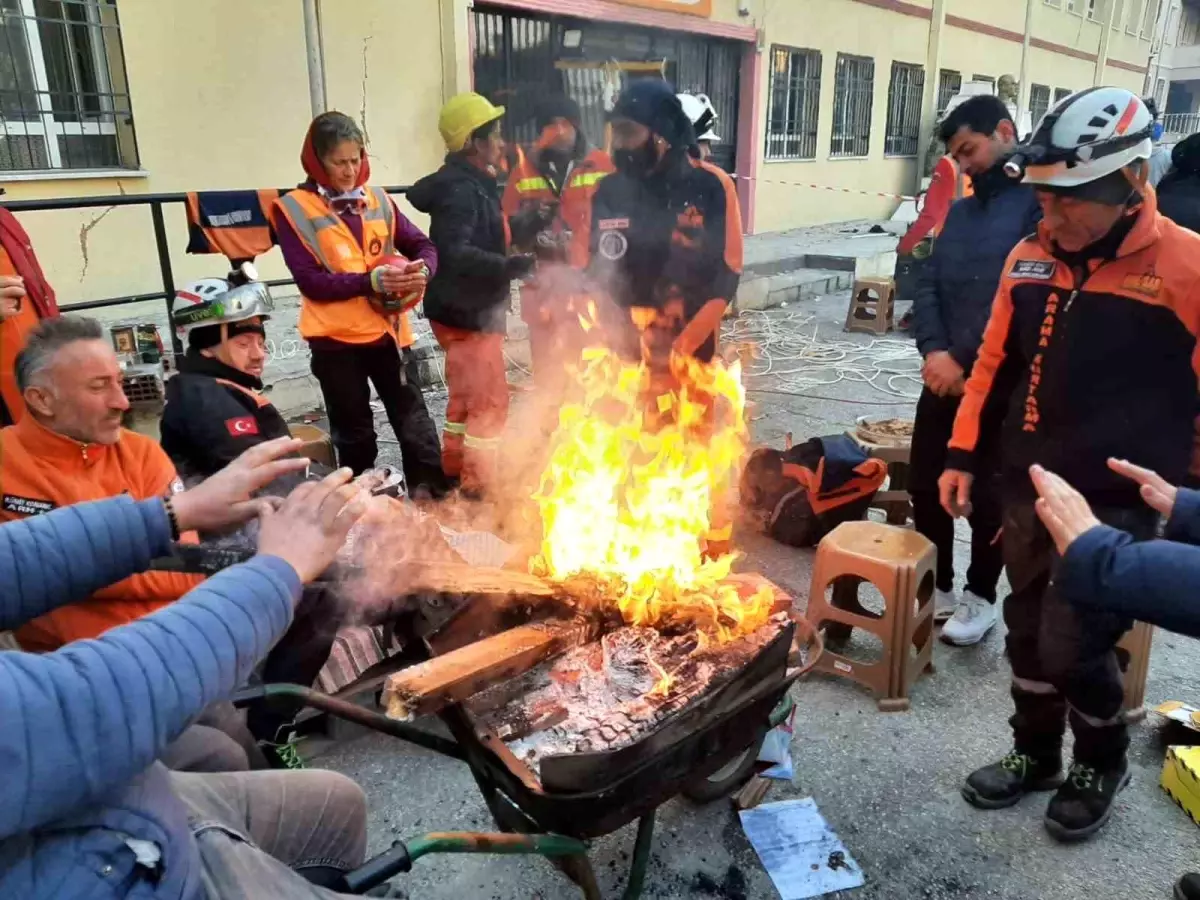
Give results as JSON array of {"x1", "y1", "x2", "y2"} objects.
[
  {"x1": 272, "y1": 111, "x2": 447, "y2": 496},
  {"x1": 1156, "y1": 132, "x2": 1200, "y2": 234}
]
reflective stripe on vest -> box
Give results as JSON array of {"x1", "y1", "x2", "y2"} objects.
[
  {"x1": 275, "y1": 187, "x2": 413, "y2": 346},
  {"x1": 570, "y1": 171, "x2": 608, "y2": 189},
  {"x1": 515, "y1": 176, "x2": 551, "y2": 193}
]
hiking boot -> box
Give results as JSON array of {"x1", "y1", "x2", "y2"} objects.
[
  {"x1": 934, "y1": 588, "x2": 960, "y2": 623},
  {"x1": 1175, "y1": 874, "x2": 1200, "y2": 900},
  {"x1": 259, "y1": 732, "x2": 307, "y2": 770},
  {"x1": 961, "y1": 750, "x2": 1064, "y2": 810},
  {"x1": 940, "y1": 590, "x2": 998, "y2": 646},
  {"x1": 1044, "y1": 758, "x2": 1131, "y2": 842}
]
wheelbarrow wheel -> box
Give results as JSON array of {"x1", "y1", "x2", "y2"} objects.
[{"x1": 681, "y1": 735, "x2": 765, "y2": 803}]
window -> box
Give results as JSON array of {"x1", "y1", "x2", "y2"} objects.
[
  {"x1": 1143, "y1": 0, "x2": 1162, "y2": 37},
  {"x1": 1126, "y1": 0, "x2": 1142, "y2": 33},
  {"x1": 973, "y1": 73, "x2": 995, "y2": 87},
  {"x1": 1156, "y1": 77, "x2": 1167, "y2": 106},
  {"x1": 0, "y1": 0, "x2": 137, "y2": 173},
  {"x1": 1044, "y1": 0, "x2": 1061, "y2": 7},
  {"x1": 937, "y1": 69, "x2": 961, "y2": 114},
  {"x1": 1054, "y1": 86, "x2": 1074, "y2": 103},
  {"x1": 831, "y1": 54, "x2": 874, "y2": 158},
  {"x1": 884, "y1": 61, "x2": 923, "y2": 156},
  {"x1": 1111, "y1": 0, "x2": 1125, "y2": 27},
  {"x1": 1029, "y1": 84, "x2": 1052, "y2": 126},
  {"x1": 1085, "y1": 0, "x2": 1100, "y2": 20},
  {"x1": 765, "y1": 46, "x2": 822, "y2": 161}
]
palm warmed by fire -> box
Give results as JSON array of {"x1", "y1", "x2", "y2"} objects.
[{"x1": 528, "y1": 346, "x2": 775, "y2": 644}]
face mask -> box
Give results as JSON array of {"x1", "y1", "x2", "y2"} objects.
[{"x1": 614, "y1": 141, "x2": 659, "y2": 179}]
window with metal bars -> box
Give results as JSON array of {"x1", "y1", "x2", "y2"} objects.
[
  {"x1": 0, "y1": 0, "x2": 137, "y2": 173},
  {"x1": 884, "y1": 61, "x2": 923, "y2": 156},
  {"x1": 1029, "y1": 84, "x2": 1051, "y2": 127},
  {"x1": 1054, "y1": 87, "x2": 1074, "y2": 104},
  {"x1": 937, "y1": 69, "x2": 961, "y2": 114},
  {"x1": 831, "y1": 53, "x2": 873, "y2": 158},
  {"x1": 765, "y1": 45, "x2": 820, "y2": 161}
]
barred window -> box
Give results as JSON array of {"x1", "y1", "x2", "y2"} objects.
[
  {"x1": 937, "y1": 69, "x2": 961, "y2": 114},
  {"x1": 1029, "y1": 84, "x2": 1051, "y2": 127},
  {"x1": 0, "y1": 0, "x2": 137, "y2": 173},
  {"x1": 884, "y1": 61, "x2": 923, "y2": 156},
  {"x1": 765, "y1": 46, "x2": 821, "y2": 161},
  {"x1": 831, "y1": 54, "x2": 873, "y2": 158},
  {"x1": 1054, "y1": 87, "x2": 1073, "y2": 104}
]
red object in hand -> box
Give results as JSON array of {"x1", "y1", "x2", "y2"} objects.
[{"x1": 375, "y1": 254, "x2": 425, "y2": 313}]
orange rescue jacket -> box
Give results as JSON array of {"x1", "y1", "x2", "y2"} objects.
[
  {"x1": 3, "y1": 416, "x2": 203, "y2": 650},
  {"x1": 0, "y1": 246, "x2": 42, "y2": 424},
  {"x1": 273, "y1": 185, "x2": 414, "y2": 347}
]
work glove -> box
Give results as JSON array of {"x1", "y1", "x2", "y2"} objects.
[
  {"x1": 509, "y1": 201, "x2": 559, "y2": 248},
  {"x1": 505, "y1": 253, "x2": 537, "y2": 281}
]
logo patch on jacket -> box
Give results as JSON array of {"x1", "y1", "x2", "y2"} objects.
[
  {"x1": 598, "y1": 218, "x2": 630, "y2": 231},
  {"x1": 597, "y1": 229, "x2": 629, "y2": 261},
  {"x1": 2, "y1": 495, "x2": 56, "y2": 516},
  {"x1": 368, "y1": 237, "x2": 383, "y2": 256},
  {"x1": 1122, "y1": 273, "x2": 1163, "y2": 298},
  {"x1": 1009, "y1": 259, "x2": 1057, "y2": 280},
  {"x1": 225, "y1": 416, "x2": 260, "y2": 436}
]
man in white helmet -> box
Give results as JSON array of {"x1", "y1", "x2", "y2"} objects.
[
  {"x1": 939, "y1": 87, "x2": 1200, "y2": 842},
  {"x1": 677, "y1": 92, "x2": 720, "y2": 161}
]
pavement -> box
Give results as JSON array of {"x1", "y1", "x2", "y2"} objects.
[{"x1": 308, "y1": 291, "x2": 1200, "y2": 900}]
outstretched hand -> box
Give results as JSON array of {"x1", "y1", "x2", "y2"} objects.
[
  {"x1": 1030, "y1": 464, "x2": 1101, "y2": 555},
  {"x1": 257, "y1": 467, "x2": 366, "y2": 583},
  {"x1": 1108, "y1": 458, "x2": 1177, "y2": 518}
]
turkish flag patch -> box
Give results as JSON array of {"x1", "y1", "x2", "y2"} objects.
[{"x1": 225, "y1": 416, "x2": 259, "y2": 437}]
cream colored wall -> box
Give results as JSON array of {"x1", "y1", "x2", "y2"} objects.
[{"x1": 1, "y1": 0, "x2": 447, "y2": 309}]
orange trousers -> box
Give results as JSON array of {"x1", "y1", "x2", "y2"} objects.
[{"x1": 431, "y1": 322, "x2": 509, "y2": 495}]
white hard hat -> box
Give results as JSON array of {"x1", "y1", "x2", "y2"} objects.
[
  {"x1": 172, "y1": 265, "x2": 274, "y2": 338},
  {"x1": 677, "y1": 92, "x2": 720, "y2": 142},
  {"x1": 1013, "y1": 87, "x2": 1153, "y2": 194}
]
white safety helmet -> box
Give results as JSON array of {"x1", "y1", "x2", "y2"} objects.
[
  {"x1": 677, "y1": 92, "x2": 720, "y2": 142},
  {"x1": 172, "y1": 263, "x2": 274, "y2": 338},
  {"x1": 1009, "y1": 87, "x2": 1153, "y2": 197}
]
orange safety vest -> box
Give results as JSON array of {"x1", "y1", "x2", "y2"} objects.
[
  {"x1": 273, "y1": 186, "x2": 414, "y2": 347},
  {"x1": 930, "y1": 155, "x2": 974, "y2": 239},
  {"x1": 0, "y1": 247, "x2": 41, "y2": 423},
  {"x1": 502, "y1": 148, "x2": 614, "y2": 269}
]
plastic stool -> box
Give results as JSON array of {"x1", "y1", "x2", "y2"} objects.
[
  {"x1": 1118, "y1": 622, "x2": 1155, "y2": 724},
  {"x1": 845, "y1": 277, "x2": 896, "y2": 336},
  {"x1": 806, "y1": 521, "x2": 936, "y2": 711}
]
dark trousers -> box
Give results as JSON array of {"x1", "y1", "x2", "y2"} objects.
[
  {"x1": 309, "y1": 340, "x2": 446, "y2": 492},
  {"x1": 1003, "y1": 502, "x2": 1156, "y2": 768},
  {"x1": 909, "y1": 388, "x2": 1004, "y2": 601}
]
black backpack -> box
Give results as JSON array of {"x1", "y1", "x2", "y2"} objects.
[{"x1": 740, "y1": 434, "x2": 888, "y2": 547}]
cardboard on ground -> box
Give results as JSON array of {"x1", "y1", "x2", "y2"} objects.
[{"x1": 1154, "y1": 700, "x2": 1200, "y2": 732}]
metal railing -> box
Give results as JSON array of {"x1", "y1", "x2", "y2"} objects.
[
  {"x1": 1, "y1": 185, "x2": 410, "y2": 350},
  {"x1": 1162, "y1": 112, "x2": 1200, "y2": 140}
]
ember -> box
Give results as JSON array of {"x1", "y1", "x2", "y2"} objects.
[{"x1": 529, "y1": 347, "x2": 773, "y2": 643}]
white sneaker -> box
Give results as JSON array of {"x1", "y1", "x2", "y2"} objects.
[
  {"x1": 934, "y1": 588, "x2": 959, "y2": 623},
  {"x1": 940, "y1": 590, "x2": 998, "y2": 646}
]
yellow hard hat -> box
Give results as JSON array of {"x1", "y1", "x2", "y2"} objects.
[{"x1": 438, "y1": 92, "x2": 505, "y2": 152}]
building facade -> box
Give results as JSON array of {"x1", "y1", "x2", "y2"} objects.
[
  {"x1": 0, "y1": 0, "x2": 1152, "y2": 307},
  {"x1": 1143, "y1": 0, "x2": 1200, "y2": 133}
]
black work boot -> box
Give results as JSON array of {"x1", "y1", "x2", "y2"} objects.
[
  {"x1": 961, "y1": 750, "x2": 1064, "y2": 810},
  {"x1": 1175, "y1": 873, "x2": 1200, "y2": 900},
  {"x1": 1043, "y1": 758, "x2": 1131, "y2": 842}
]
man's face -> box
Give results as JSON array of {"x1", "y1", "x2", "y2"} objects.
[
  {"x1": 471, "y1": 122, "x2": 506, "y2": 170},
  {"x1": 205, "y1": 322, "x2": 267, "y2": 379},
  {"x1": 1035, "y1": 190, "x2": 1126, "y2": 252},
  {"x1": 540, "y1": 118, "x2": 577, "y2": 154},
  {"x1": 26, "y1": 339, "x2": 129, "y2": 445},
  {"x1": 321, "y1": 139, "x2": 363, "y2": 193},
  {"x1": 947, "y1": 121, "x2": 1016, "y2": 176},
  {"x1": 611, "y1": 118, "x2": 652, "y2": 153}
]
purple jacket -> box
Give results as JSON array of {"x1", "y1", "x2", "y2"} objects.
[{"x1": 275, "y1": 184, "x2": 438, "y2": 303}]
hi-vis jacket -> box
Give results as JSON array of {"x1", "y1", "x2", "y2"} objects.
[
  {"x1": 588, "y1": 154, "x2": 743, "y2": 362},
  {"x1": 1, "y1": 416, "x2": 202, "y2": 650},
  {"x1": 273, "y1": 185, "x2": 413, "y2": 346},
  {"x1": 948, "y1": 188, "x2": 1200, "y2": 506}
]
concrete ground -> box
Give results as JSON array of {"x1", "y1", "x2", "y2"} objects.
[{"x1": 308, "y1": 292, "x2": 1200, "y2": 900}]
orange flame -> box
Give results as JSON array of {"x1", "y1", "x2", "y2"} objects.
[{"x1": 529, "y1": 347, "x2": 774, "y2": 643}]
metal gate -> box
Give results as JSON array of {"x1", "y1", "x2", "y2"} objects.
[{"x1": 471, "y1": 5, "x2": 740, "y2": 173}]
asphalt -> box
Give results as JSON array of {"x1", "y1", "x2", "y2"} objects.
[{"x1": 314, "y1": 293, "x2": 1200, "y2": 900}]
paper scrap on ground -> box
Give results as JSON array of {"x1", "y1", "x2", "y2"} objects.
[
  {"x1": 1156, "y1": 700, "x2": 1200, "y2": 733},
  {"x1": 758, "y1": 704, "x2": 796, "y2": 781},
  {"x1": 740, "y1": 798, "x2": 864, "y2": 899}
]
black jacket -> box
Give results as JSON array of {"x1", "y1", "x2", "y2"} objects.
[
  {"x1": 912, "y1": 163, "x2": 1042, "y2": 374},
  {"x1": 1156, "y1": 172, "x2": 1200, "y2": 234},
  {"x1": 587, "y1": 152, "x2": 742, "y2": 362},
  {"x1": 408, "y1": 155, "x2": 514, "y2": 334},
  {"x1": 160, "y1": 352, "x2": 291, "y2": 478}
]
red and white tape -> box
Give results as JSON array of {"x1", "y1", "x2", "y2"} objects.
[{"x1": 733, "y1": 173, "x2": 919, "y2": 202}]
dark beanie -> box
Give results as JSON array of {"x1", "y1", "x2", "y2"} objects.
[
  {"x1": 188, "y1": 318, "x2": 266, "y2": 352},
  {"x1": 536, "y1": 95, "x2": 583, "y2": 133},
  {"x1": 1173, "y1": 133, "x2": 1200, "y2": 176},
  {"x1": 610, "y1": 80, "x2": 696, "y2": 151}
]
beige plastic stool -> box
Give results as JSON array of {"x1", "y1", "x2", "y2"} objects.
[
  {"x1": 806, "y1": 521, "x2": 936, "y2": 711},
  {"x1": 1118, "y1": 621, "x2": 1154, "y2": 724},
  {"x1": 845, "y1": 277, "x2": 896, "y2": 336}
]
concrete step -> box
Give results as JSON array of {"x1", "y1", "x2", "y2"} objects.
[{"x1": 735, "y1": 267, "x2": 854, "y2": 313}]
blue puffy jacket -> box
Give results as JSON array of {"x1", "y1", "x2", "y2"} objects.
[
  {"x1": 1059, "y1": 489, "x2": 1200, "y2": 639},
  {"x1": 0, "y1": 495, "x2": 301, "y2": 899},
  {"x1": 911, "y1": 164, "x2": 1042, "y2": 373}
]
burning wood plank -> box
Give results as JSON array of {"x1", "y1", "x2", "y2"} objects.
[{"x1": 383, "y1": 617, "x2": 601, "y2": 721}]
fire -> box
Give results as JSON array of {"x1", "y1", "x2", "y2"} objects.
[{"x1": 529, "y1": 347, "x2": 775, "y2": 643}]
